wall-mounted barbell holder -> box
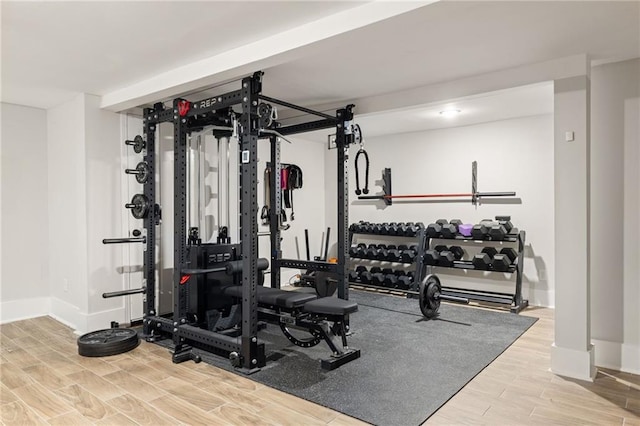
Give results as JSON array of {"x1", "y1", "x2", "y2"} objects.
[{"x1": 358, "y1": 162, "x2": 516, "y2": 206}]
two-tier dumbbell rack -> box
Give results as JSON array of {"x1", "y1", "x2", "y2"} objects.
[{"x1": 424, "y1": 220, "x2": 528, "y2": 314}]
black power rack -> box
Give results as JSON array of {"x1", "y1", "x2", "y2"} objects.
[{"x1": 106, "y1": 71, "x2": 359, "y2": 373}]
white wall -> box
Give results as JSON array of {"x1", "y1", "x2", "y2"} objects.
[
  {"x1": 47, "y1": 94, "x2": 122, "y2": 333},
  {"x1": 0, "y1": 103, "x2": 50, "y2": 322},
  {"x1": 590, "y1": 58, "x2": 640, "y2": 374},
  {"x1": 335, "y1": 114, "x2": 555, "y2": 306},
  {"x1": 258, "y1": 136, "x2": 327, "y2": 285}
]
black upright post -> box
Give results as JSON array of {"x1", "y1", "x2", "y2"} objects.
[
  {"x1": 335, "y1": 105, "x2": 354, "y2": 300},
  {"x1": 173, "y1": 101, "x2": 189, "y2": 345},
  {"x1": 269, "y1": 135, "x2": 282, "y2": 288},
  {"x1": 142, "y1": 109, "x2": 157, "y2": 336},
  {"x1": 239, "y1": 72, "x2": 263, "y2": 370}
]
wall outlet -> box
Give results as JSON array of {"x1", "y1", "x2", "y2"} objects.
[
  {"x1": 565, "y1": 131, "x2": 575, "y2": 142},
  {"x1": 63, "y1": 278, "x2": 69, "y2": 292}
]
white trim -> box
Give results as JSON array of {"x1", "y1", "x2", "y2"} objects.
[
  {"x1": 551, "y1": 343, "x2": 597, "y2": 381},
  {"x1": 0, "y1": 297, "x2": 50, "y2": 324},
  {"x1": 592, "y1": 339, "x2": 640, "y2": 375},
  {"x1": 100, "y1": 1, "x2": 436, "y2": 111},
  {"x1": 49, "y1": 296, "x2": 83, "y2": 332}
]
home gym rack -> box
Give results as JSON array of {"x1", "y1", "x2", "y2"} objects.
[{"x1": 105, "y1": 71, "x2": 362, "y2": 372}]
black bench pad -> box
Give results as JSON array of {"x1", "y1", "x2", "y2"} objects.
[
  {"x1": 304, "y1": 297, "x2": 358, "y2": 315},
  {"x1": 222, "y1": 286, "x2": 317, "y2": 309}
]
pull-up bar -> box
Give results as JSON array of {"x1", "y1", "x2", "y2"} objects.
[{"x1": 357, "y1": 162, "x2": 517, "y2": 206}]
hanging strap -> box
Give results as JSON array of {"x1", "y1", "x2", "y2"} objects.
[
  {"x1": 354, "y1": 148, "x2": 370, "y2": 195},
  {"x1": 261, "y1": 167, "x2": 271, "y2": 225}
]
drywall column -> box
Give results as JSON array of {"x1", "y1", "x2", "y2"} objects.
[
  {"x1": 590, "y1": 59, "x2": 640, "y2": 374},
  {"x1": 551, "y1": 73, "x2": 596, "y2": 381}
]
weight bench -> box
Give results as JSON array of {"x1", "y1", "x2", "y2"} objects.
[{"x1": 221, "y1": 285, "x2": 361, "y2": 370}]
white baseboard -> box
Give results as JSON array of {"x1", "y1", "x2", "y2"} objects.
[
  {"x1": 0, "y1": 297, "x2": 51, "y2": 324},
  {"x1": 49, "y1": 297, "x2": 128, "y2": 335},
  {"x1": 592, "y1": 339, "x2": 640, "y2": 375},
  {"x1": 551, "y1": 343, "x2": 597, "y2": 381}
]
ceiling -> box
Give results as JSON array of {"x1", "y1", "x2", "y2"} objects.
[
  {"x1": 301, "y1": 81, "x2": 554, "y2": 143},
  {"x1": 1, "y1": 1, "x2": 638, "y2": 130}
]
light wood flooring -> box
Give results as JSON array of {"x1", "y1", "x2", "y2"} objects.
[{"x1": 1, "y1": 306, "x2": 638, "y2": 425}]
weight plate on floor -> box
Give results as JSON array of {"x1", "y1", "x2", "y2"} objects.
[
  {"x1": 419, "y1": 274, "x2": 442, "y2": 319},
  {"x1": 77, "y1": 328, "x2": 140, "y2": 357}
]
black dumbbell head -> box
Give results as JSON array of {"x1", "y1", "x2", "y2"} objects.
[
  {"x1": 424, "y1": 249, "x2": 440, "y2": 265},
  {"x1": 500, "y1": 248, "x2": 518, "y2": 262},
  {"x1": 491, "y1": 254, "x2": 511, "y2": 272},
  {"x1": 397, "y1": 276, "x2": 412, "y2": 290},
  {"x1": 434, "y1": 245, "x2": 448, "y2": 253},
  {"x1": 397, "y1": 244, "x2": 409, "y2": 251},
  {"x1": 438, "y1": 251, "x2": 456, "y2": 267},
  {"x1": 372, "y1": 273, "x2": 386, "y2": 286},
  {"x1": 450, "y1": 219, "x2": 463, "y2": 226},
  {"x1": 386, "y1": 249, "x2": 401, "y2": 262},
  {"x1": 394, "y1": 270, "x2": 407, "y2": 276},
  {"x1": 356, "y1": 265, "x2": 368, "y2": 273},
  {"x1": 472, "y1": 253, "x2": 492, "y2": 270},
  {"x1": 440, "y1": 224, "x2": 459, "y2": 238},
  {"x1": 449, "y1": 246, "x2": 464, "y2": 260},
  {"x1": 426, "y1": 223, "x2": 442, "y2": 238},
  {"x1": 348, "y1": 270, "x2": 360, "y2": 281},
  {"x1": 436, "y1": 219, "x2": 449, "y2": 225},
  {"x1": 383, "y1": 274, "x2": 399, "y2": 288},
  {"x1": 360, "y1": 271, "x2": 372, "y2": 284},
  {"x1": 400, "y1": 249, "x2": 417, "y2": 263},
  {"x1": 471, "y1": 224, "x2": 489, "y2": 240},
  {"x1": 481, "y1": 247, "x2": 498, "y2": 258},
  {"x1": 489, "y1": 225, "x2": 508, "y2": 241},
  {"x1": 370, "y1": 266, "x2": 382, "y2": 274}
]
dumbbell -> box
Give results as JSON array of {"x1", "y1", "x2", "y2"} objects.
[
  {"x1": 397, "y1": 276, "x2": 412, "y2": 290},
  {"x1": 365, "y1": 244, "x2": 380, "y2": 259},
  {"x1": 404, "y1": 222, "x2": 425, "y2": 237},
  {"x1": 426, "y1": 219, "x2": 447, "y2": 238},
  {"x1": 488, "y1": 216, "x2": 514, "y2": 241},
  {"x1": 441, "y1": 219, "x2": 463, "y2": 239},
  {"x1": 471, "y1": 220, "x2": 496, "y2": 240},
  {"x1": 349, "y1": 243, "x2": 367, "y2": 258},
  {"x1": 384, "y1": 245, "x2": 400, "y2": 262},
  {"x1": 375, "y1": 244, "x2": 390, "y2": 260},
  {"x1": 348, "y1": 270, "x2": 360, "y2": 282},
  {"x1": 492, "y1": 248, "x2": 518, "y2": 271},
  {"x1": 372, "y1": 272, "x2": 386, "y2": 286},
  {"x1": 360, "y1": 266, "x2": 381, "y2": 284},
  {"x1": 400, "y1": 245, "x2": 418, "y2": 263},
  {"x1": 472, "y1": 247, "x2": 498, "y2": 270},
  {"x1": 383, "y1": 274, "x2": 399, "y2": 288}
]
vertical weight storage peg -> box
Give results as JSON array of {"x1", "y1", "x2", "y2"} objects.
[
  {"x1": 125, "y1": 135, "x2": 146, "y2": 154},
  {"x1": 125, "y1": 161, "x2": 150, "y2": 184}
]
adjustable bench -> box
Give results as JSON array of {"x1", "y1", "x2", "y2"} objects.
[{"x1": 221, "y1": 285, "x2": 360, "y2": 370}]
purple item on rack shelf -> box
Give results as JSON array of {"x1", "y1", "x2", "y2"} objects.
[{"x1": 458, "y1": 224, "x2": 473, "y2": 237}]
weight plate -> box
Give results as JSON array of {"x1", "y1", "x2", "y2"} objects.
[
  {"x1": 279, "y1": 323, "x2": 323, "y2": 348},
  {"x1": 77, "y1": 328, "x2": 139, "y2": 357},
  {"x1": 135, "y1": 161, "x2": 149, "y2": 184},
  {"x1": 314, "y1": 271, "x2": 337, "y2": 297},
  {"x1": 132, "y1": 135, "x2": 145, "y2": 154},
  {"x1": 419, "y1": 274, "x2": 442, "y2": 319},
  {"x1": 130, "y1": 194, "x2": 149, "y2": 219}
]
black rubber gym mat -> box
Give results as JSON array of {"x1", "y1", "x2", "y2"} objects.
[{"x1": 161, "y1": 290, "x2": 537, "y2": 426}]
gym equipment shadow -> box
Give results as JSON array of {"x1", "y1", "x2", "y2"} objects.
[{"x1": 160, "y1": 290, "x2": 536, "y2": 425}]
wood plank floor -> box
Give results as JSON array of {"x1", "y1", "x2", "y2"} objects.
[{"x1": 1, "y1": 307, "x2": 638, "y2": 425}]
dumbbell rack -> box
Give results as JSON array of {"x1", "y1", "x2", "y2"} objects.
[
  {"x1": 347, "y1": 223, "x2": 427, "y2": 294},
  {"x1": 426, "y1": 230, "x2": 528, "y2": 313}
]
